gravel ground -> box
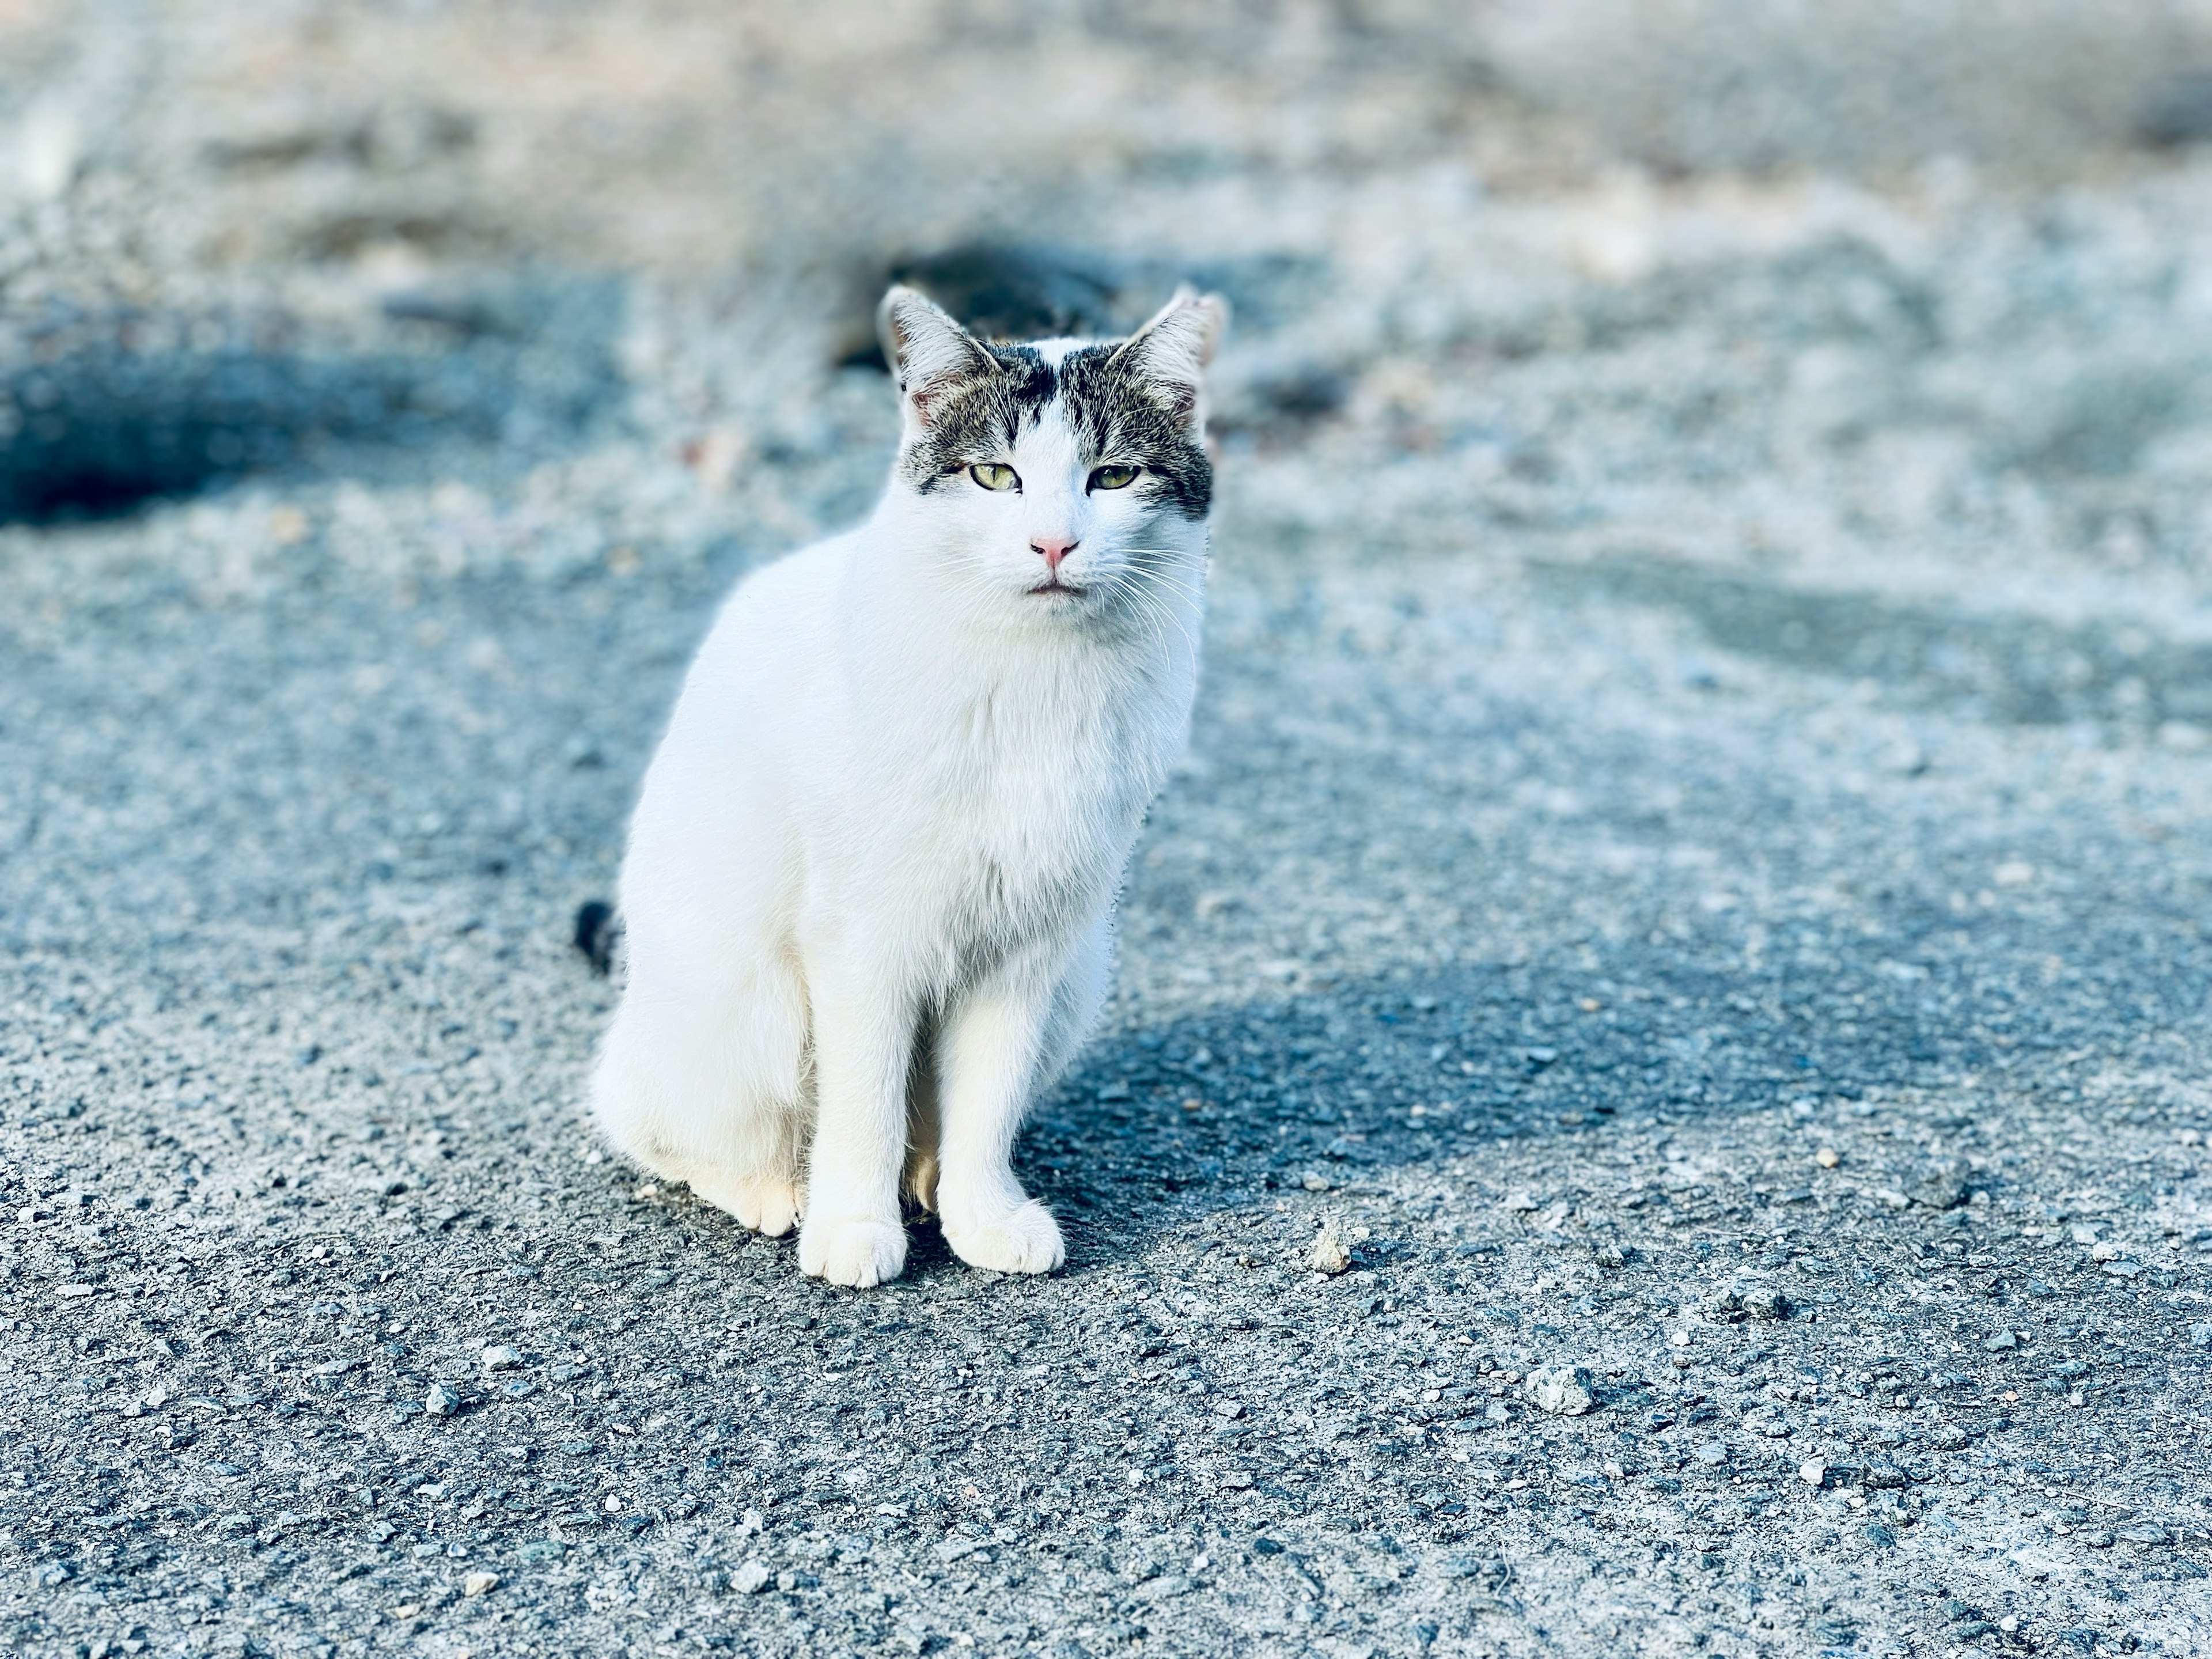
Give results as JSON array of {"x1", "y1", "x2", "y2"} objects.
[{"x1": 6, "y1": 6, "x2": 2212, "y2": 1659}]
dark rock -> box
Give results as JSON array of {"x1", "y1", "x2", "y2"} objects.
[
  {"x1": 1741, "y1": 1286, "x2": 1791, "y2": 1321},
  {"x1": 1910, "y1": 1163, "x2": 1971, "y2": 1210}
]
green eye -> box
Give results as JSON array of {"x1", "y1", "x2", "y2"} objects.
[
  {"x1": 1089, "y1": 464, "x2": 1140, "y2": 491},
  {"x1": 969, "y1": 463, "x2": 1020, "y2": 492}
]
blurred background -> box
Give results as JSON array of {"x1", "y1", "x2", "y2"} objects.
[{"x1": 7, "y1": 0, "x2": 2212, "y2": 642}]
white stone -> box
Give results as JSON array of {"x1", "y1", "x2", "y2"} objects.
[
  {"x1": 733, "y1": 1559, "x2": 772, "y2": 1594},
  {"x1": 1308, "y1": 1219, "x2": 1351, "y2": 1275},
  {"x1": 1522, "y1": 1365, "x2": 1596, "y2": 1416}
]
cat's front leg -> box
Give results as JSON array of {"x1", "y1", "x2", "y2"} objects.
[
  {"x1": 933, "y1": 953, "x2": 1077, "y2": 1275},
  {"x1": 797, "y1": 959, "x2": 913, "y2": 1289}
]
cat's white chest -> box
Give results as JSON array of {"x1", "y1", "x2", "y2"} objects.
[
  {"x1": 863, "y1": 656, "x2": 1165, "y2": 953},
  {"x1": 945, "y1": 684, "x2": 1142, "y2": 877}
]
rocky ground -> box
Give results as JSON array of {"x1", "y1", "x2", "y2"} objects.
[{"x1": 4, "y1": 4, "x2": 2212, "y2": 1658}]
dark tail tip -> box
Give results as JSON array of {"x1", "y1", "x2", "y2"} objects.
[{"x1": 573, "y1": 899, "x2": 621, "y2": 977}]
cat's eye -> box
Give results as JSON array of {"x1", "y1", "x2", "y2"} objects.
[
  {"x1": 969, "y1": 463, "x2": 1020, "y2": 492},
  {"x1": 1088, "y1": 464, "x2": 1140, "y2": 491}
]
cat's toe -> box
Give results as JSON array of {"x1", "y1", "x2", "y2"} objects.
[
  {"x1": 687, "y1": 1171, "x2": 801, "y2": 1237},
  {"x1": 731, "y1": 1177, "x2": 801, "y2": 1237},
  {"x1": 946, "y1": 1200, "x2": 1065, "y2": 1275},
  {"x1": 798, "y1": 1217, "x2": 908, "y2": 1288}
]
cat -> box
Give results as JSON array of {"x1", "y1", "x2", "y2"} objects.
[{"x1": 589, "y1": 282, "x2": 1226, "y2": 1287}]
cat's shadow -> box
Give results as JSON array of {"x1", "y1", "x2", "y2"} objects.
[{"x1": 1018, "y1": 944, "x2": 2017, "y2": 1275}]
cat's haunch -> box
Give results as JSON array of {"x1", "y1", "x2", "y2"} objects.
[{"x1": 589, "y1": 286, "x2": 1225, "y2": 1287}]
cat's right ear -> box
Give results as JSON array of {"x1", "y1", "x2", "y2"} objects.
[{"x1": 877, "y1": 286, "x2": 992, "y2": 430}]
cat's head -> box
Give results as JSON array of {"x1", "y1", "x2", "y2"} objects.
[{"x1": 875, "y1": 283, "x2": 1227, "y2": 620}]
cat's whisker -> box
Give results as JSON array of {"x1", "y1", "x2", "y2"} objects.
[
  {"x1": 1105, "y1": 581, "x2": 1202, "y2": 662},
  {"x1": 1104, "y1": 571, "x2": 1206, "y2": 635}
]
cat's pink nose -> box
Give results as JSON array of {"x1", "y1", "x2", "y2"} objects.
[{"x1": 1032, "y1": 536, "x2": 1078, "y2": 573}]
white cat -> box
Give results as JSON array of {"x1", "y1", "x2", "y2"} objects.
[{"x1": 590, "y1": 283, "x2": 1226, "y2": 1287}]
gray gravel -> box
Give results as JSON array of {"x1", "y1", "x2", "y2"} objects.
[{"x1": 6, "y1": 6, "x2": 2212, "y2": 1658}]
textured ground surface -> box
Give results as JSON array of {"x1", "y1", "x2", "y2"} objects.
[{"x1": 6, "y1": 5, "x2": 2212, "y2": 1658}]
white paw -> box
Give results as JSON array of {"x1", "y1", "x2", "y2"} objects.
[
  {"x1": 946, "y1": 1199, "x2": 1065, "y2": 1275},
  {"x1": 690, "y1": 1172, "x2": 802, "y2": 1238},
  {"x1": 798, "y1": 1216, "x2": 908, "y2": 1288}
]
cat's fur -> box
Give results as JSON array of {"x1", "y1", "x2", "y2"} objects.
[{"x1": 590, "y1": 283, "x2": 1226, "y2": 1287}]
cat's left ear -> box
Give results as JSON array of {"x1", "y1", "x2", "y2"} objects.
[
  {"x1": 1111, "y1": 286, "x2": 1230, "y2": 430},
  {"x1": 878, "y1": 285, "x2": 994, "y2": 430}
]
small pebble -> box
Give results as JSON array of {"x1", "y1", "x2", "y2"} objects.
[
  {"x1": 482, "y1": 1344, "x2": 525, "y2": 1372},
  {"x1": 1815, "y1": 1147, "x2": 1840, "y2": 1169},
  {"x1": 463, "y1": 1571, "x2": 499, "y2": 1597},
  {"x1": 733, "y1": 1559, "x2": 772, "y2": 1594},
  {"x1": 424, "y1": 1382, "x2": 461, "y2": 1419},
  {"x1": 1983, "y1": 1331, "x2": 2018, "y2": 1352},
  {"x1": 1309, "y1": 1218, "x2": 1351, "y2": 1275},
  {"x1": 1741, "y1": 1286, "x2": 1791, "y2": 1321},
  {"x1": 1522, "y1": 1365, "x2": 1596, "y2": 1416},
  {"x1": 1301, "y1": 1172, "x2": 1331, "y2": 1192},
  {"x1": 1800, "y1": 1458, "x2": 1827, "y2": 1487},
  {"x1": 1695, "y1": 1442, "x2": 1728, "y2": 1466},
  {"x1": 1909, "y1": 1162, "x2": 1971, "y2": 1209}
]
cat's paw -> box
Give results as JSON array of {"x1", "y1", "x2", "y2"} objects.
[
  {"x1": 688, "y1": 1171, "x2": 802, "y2": 1237},
  {"x1": 945, "y1": 1200, "x2": 1065, "y2": 1275},
  {"x1": 798, "y1": 1216, "x2": 908, "y2": 1289}
]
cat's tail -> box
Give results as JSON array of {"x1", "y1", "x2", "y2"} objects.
[{"x1": 573, "y1": 899, "x2": 623, "y2": 977}]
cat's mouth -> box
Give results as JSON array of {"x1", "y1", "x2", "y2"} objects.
[{"x1": 1028, "y1": 578, "x2": 1087, "y2": 597}]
